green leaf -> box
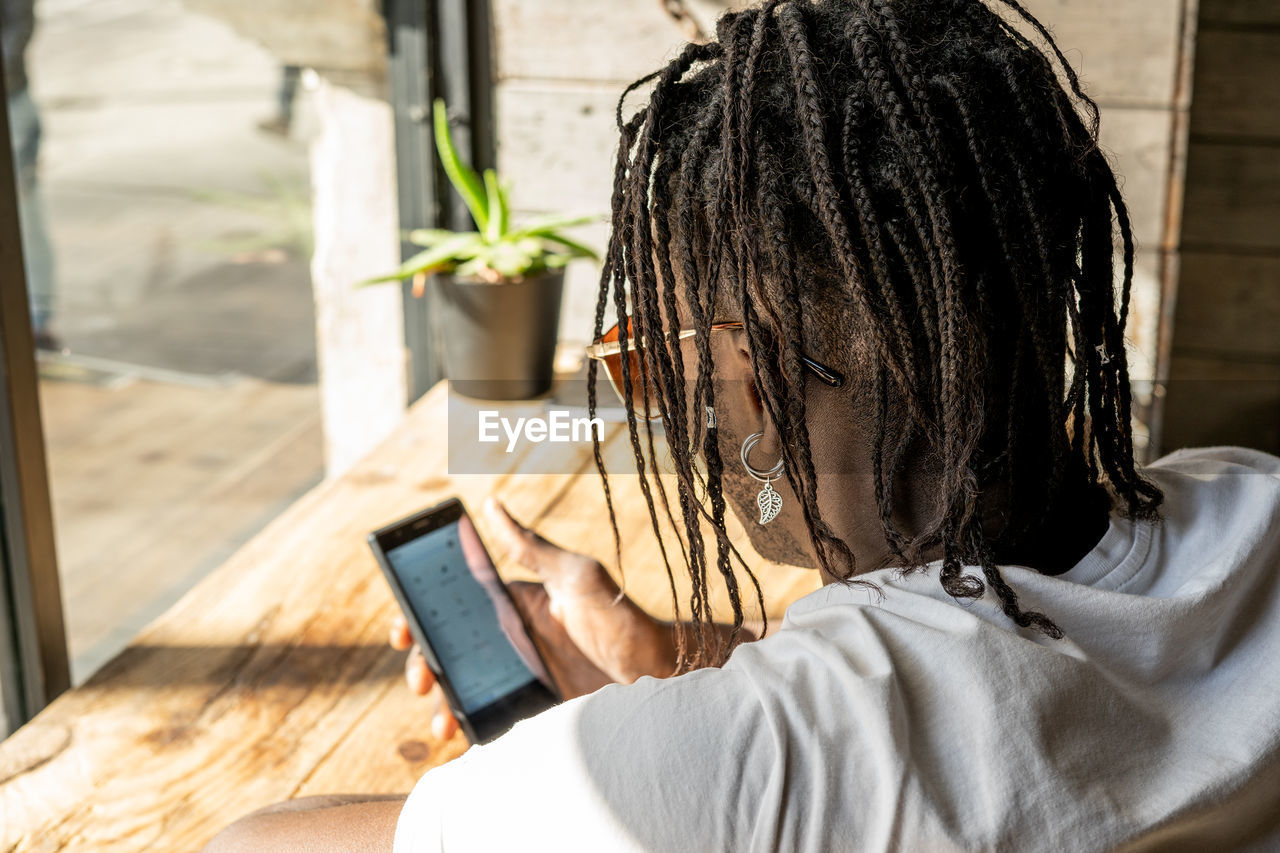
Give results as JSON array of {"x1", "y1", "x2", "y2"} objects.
[
  {"x1": 508, "y1": 213, "x2": 602, "y2": 238},
  {"x1": 483, "y1": 169, "x2": 509, "y2": 242},
  {"x1": 433, "y1": 99, "x2": 488, "y2": 231},
  {"x1": 536, "y1": 232, "x2": 600, "y2": 260},
  {"x1": 358, "y1": 232, "x2": 483, "y2": 285},
  {"x1": 405, "y1": 228, "x2": 464, "y2": 246},
  {"x1": 455, "y1": 257, "x2": 487, "y2": 279},
  {"x1": 360, "y1": 266, "x2": 443, "y2": 286},
  {"x1": 485, "y1": 242, "x2": 538, "y2": 278}
]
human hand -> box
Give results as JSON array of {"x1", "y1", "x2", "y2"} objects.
[
  {"x1": 388, "y1": 616, "x2": 462, "y2": 741},
  {"x1": 390, "y1": 497, "x2": 679, "y2": 739}
]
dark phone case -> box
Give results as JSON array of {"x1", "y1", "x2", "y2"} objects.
[{"x1": 367, "y1": 497, "x2": 560, "y2": 744}]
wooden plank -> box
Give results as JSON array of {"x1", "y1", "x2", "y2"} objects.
[
  {"x1": 492, "y1": 0, "x2": 693, "y2": 85},
  {"x1": 1182, "y1": 142, "x2": 1280, "y2": 252},
  {"x1": 496, "y1": 94, "x2": 1171, "y2": 341},
  {"x1": 1, "y1": 393, "x2": 462, "y2": 849},
  {"x1": 1122, "y1": 249, "x2": 1164, "y2": 387},
  {"x1": 495, "y1": 82, "x2": 620, "y2": 217},
  {"x1": 1114, "y1": 243, "x2": 1167, "y2": 453},
  {"x1": 1199, "y1": 0, "x2": 1280, "y2": 26},
  {"x1": 493, "y1": 0, "x2": 1183, "y2": 106},
  {"x1": 0, "y1": 558, "x2": 391, "y2": 848},
  {"x1": 1172, "y1": 252, "x2": 1280, "y2": 359},
  {"x1": 1162, "y1": 355, "x2": 1280, "y2": 452},
  {"x1": 42, "y1": 380, "x2": 315, "y2": 583},
  {"x1": 66, "y1": 409, "x2": 324, "y2": 680},
  {"x1": 1188, "y1": 31, "x2": 1280, "y2": 139},
  {"x1": 1097, "y1": 107, "x2": 1175, "y2": 252},
  {"x1": 4, "y1": 604, "x2": 404, "y2": 850},
  {"x1": 1019, "y1": 0, "x2": 1184, "y2": 107},
  {"x1": 494, "y1": 40, "x2": 1180, "y2": 222},
  {"x1": 0, "y1": 380, "x2": 832, "y2": 849},
  {"x1": 293, "y1": 678, "x2": 470, "y2": 797},
  {"x1": 0, "y1": 387, "x2": 580, "y2": 847},
  {"x1": 36, "y1": 377, "x2": 325, "y2": 681}
]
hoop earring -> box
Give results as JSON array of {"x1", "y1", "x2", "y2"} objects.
[{"x1": 741, "y1": 432, "x2": 784, "y2": 525}]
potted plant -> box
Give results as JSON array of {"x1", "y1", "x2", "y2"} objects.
[{"x1": 364, "y1": 99, "x2": 599, "y2": 400}]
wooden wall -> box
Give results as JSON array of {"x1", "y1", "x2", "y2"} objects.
[
  {"x1": 489, "y1": 0, "x2": 700, "y2": 348},
  {"x1": 489, "y1": 0, "x2": 1196, "y2": 457},
  {"x1": 1162, "y1": 0, "x2": 1280, "y2": 452}
]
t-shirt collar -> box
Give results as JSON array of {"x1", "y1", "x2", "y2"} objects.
[{"x1": 1055, "y1": 512, "x2": 1150, "y2": 590}]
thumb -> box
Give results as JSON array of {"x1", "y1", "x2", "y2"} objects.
[
  {"x1": 483, "y1": 497, "x2": 619, "y2": 599},
  {"x1": 483, "y1": 497, "x2": 566, "y2": 578}
]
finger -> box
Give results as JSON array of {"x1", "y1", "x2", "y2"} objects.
[
  {"x1": 389, "y1": 616, "x2": 413, "y2": 651},
  {"x1": 486, "y1": 499, "x2": 629, "y2": 609},
  {"x1": 431, "y1": 706, "x2": 460, "y2": 741},
  {"x1": 483, "y1": 497, "x2": 559, "y2": 575},
  {"x1": 484, "y1": 498, "x2": 613, "y2": 599},
  {"x1": 405, "y1": 647, "x2": 436, "y2": 695}
]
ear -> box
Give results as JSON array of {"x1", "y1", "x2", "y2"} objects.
[
  {"x1": 726, "y1": 338, "x2": 786, "y2": 468},
  {"x1": 750, "y1": 401, "x2": 786, "y2": 472}
]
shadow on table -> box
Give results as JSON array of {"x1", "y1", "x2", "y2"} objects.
[{"x1": 80, "y1": 642, "x2": 400, "y2": 690}]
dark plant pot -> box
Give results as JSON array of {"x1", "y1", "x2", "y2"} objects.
[{"x1": 434, "y1": 270, "x2": 565, "y2": 400}]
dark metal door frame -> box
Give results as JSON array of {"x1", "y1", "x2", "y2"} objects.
[
  {"x1": 0, "y1": 52, "x2": 70, "y2": 735},
  {"x1": 386, "y1": 0, "x2": 495, "y2": 404}
]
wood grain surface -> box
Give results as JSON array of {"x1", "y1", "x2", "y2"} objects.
[
  {"x1": 37, "y1": 376, "x2": 324, "y2": 682},
  {"x1": 0, "y1": 382, "x2": 819, "y2": 851}
]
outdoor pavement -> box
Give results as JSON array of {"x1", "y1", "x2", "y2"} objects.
[
  {"x1": 33, "y1": 0, "x2": 317, "y2": 381},
  {"x1": 25, "y1": 0, "x2": 326, "y2": 682}
]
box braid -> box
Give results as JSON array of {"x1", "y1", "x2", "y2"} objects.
[{"x1": 588, "y1": 0, "x2": 1162, "y2": 661}]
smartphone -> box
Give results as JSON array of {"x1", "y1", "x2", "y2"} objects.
[{"x1": 367, "y1": 497, "x2": 560, "y2": 744}]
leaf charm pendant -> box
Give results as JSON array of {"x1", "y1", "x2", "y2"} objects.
[{"x1": 757, "y1": 481, "x2": 783, "y2": 524}]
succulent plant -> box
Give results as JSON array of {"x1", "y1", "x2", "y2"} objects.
[{"x1": 364, "y1": 99, "x2": 599, "y2": 293}]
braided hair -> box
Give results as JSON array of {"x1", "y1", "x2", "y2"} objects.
[{"x1": 587, "y1": 0, "x2": 1163, "y2": 670}]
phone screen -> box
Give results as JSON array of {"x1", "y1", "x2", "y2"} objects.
[{"x1": 382, "y1": 513, "x2": 553, "y2": 716}]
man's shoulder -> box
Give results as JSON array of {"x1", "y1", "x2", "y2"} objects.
[
  {"x1": 1143, "y1": 445, "x2": 1280, "y2": 560},
  {"x1": 1149, "y1": 445, "x2": 1280, "y2": 478}
]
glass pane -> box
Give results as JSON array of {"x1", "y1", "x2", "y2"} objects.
[{"x1": 11, "y1": 0, "x2": 322, "y2": 683}]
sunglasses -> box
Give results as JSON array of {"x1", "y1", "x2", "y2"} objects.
[{"x1": 585, "y1": 319, "x2": 844, "y2": 419}]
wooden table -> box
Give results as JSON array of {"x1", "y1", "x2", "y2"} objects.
[{"x1": 0, "y1": 382, "x2": 819, "y2": 852}]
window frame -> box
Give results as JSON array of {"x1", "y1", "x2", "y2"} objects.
[{"x1": 0, "y1": 75, "x2": 69, "y2": 736}]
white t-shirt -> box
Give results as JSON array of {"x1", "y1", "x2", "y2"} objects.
[{"x1": 394, "y1": 447, "x2": 1280, "y2": 852}]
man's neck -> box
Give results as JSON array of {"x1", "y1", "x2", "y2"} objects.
[
  {"x1": 816, "y1": 469, "x2": 1113, "y2": 583},
  {"x1": 991, "y1": 473, "x2": 1112, "y2": 575}
]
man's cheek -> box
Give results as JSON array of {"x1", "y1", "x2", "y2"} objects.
[{"x1": 721, "y1": 456, "x2": 816, "y2": 565}]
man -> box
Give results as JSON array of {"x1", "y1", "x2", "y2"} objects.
[{"x1": 206, "y1": 0, "x2": 1280, "y2": 849}]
